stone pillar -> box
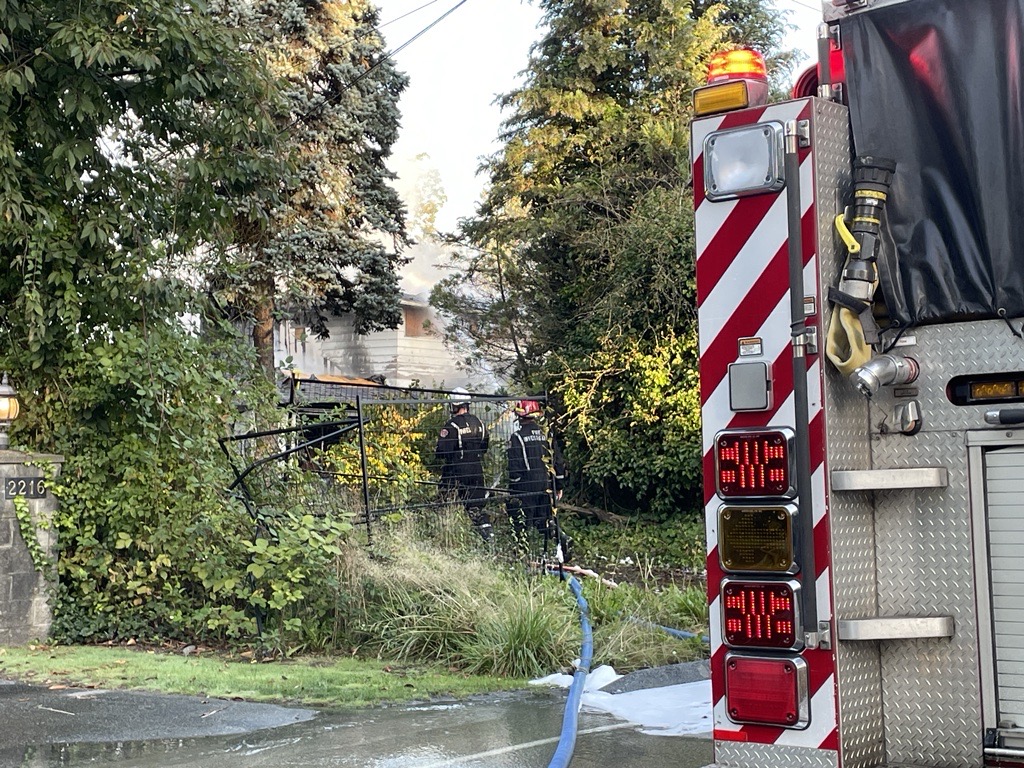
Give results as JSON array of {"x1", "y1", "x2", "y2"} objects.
[{"x1": 0, "y1": 450, "x2": 63, "y2": 644}]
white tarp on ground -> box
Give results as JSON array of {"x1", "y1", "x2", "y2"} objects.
[{"x1": 531, "y1": 665, "x2": 713, "y2": 736}]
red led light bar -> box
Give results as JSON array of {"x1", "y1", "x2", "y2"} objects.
[
  {"x1": 724, "y1": 652, "x2": 809, "y2": 729},
  {"x1": 714, "y1": 428, "x2": 795, "y2": 499},
  {"x1": 721, "y1": 579, "x2": 802, "y2": 650}
]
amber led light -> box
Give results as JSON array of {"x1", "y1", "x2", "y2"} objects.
[{"x1": 719, "y1": 505, "x2": 796, "y2": 573}]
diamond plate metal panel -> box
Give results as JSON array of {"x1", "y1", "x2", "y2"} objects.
[
  {"x1": 865, "y1": 319, "x2": 1023, "y2": 765},
  {"x1": 871, "y1": 409, "x2": 981, "y2": 766},
  {"x1": 823, "y1": 318, "x2": 1006, "y2": 767},
  {"x1": 717, "y1": 741, "x2": 839, "y2": 768},
  {"x1": 812, "y1": 98, "x2": 888, "y2": 768},
  {"x1": 871, "y1": 319, "x2": 1024, "y2": 434}
]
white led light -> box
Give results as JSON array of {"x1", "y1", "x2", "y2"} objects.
[{"x1": 704, "y1": 122, "x2": 786, "y2": 201}]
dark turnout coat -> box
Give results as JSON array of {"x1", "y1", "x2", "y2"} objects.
[
  {"x1": 435, "y1": 411, "x2": 489, "y2": 504},
  {"x1": 507, "y1": 416, "x2": 565, "y2": 528}
]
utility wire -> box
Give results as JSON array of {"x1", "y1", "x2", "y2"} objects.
[
  {"x1": 778, "y1": 0, "x2": 824, "y2": 13},
  {"x1": 380, "y1": 0, "x2": 446, "y2": 29},
  {"x1": 286, "y1": 0, "x2": 472, "y2": 133}
]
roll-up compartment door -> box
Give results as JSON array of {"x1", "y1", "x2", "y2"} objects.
[{"x1": 985, "y1": 446, "x2": 1024, "y2": 752}]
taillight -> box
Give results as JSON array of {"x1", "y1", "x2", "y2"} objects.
[
  {"x1": 721, "y1": 579, "x2": 802, "y2": 650},
  {"x1": 724, "y1": 653, "x2": 810, "y2": 728},
  {"x1": 714, "y1": 428, "x2": 795, "y2": 499},
  {"x1": 712, "y1": 425, "x2": 809, "y2": 731}
]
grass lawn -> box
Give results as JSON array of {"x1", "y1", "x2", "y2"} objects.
[{"x1": 0, "y1": 644, "x2": 528, "y2": 709}]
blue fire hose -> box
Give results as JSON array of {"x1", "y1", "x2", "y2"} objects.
[
  {"x1": 547, "y1": 575, "x2": 593, "y2": 768},
  {"x1": 626, "y1": 615, "x2": 709, "y2": 644}
]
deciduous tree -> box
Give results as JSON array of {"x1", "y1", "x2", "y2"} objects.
[{"x1": 0, "y1": 0, "x2": 291, "y2": 642}]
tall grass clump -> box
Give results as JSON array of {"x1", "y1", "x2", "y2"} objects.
[
  {"x1": 326, "y1": 503, "x2": 710, "y2": 679},
  {"x1": 346, "y1": 513, "x2": 577, "y2": 677},
  {"x1": 654, "y1": 583, "x2": 709, "y2": 636},
  {"x1": 358, "y1": 545, "x2": 499, "y2": 664},
  {"x1": 593, "y1": 619, "x2": 700, "y2": 670},
  {"x1": 461, "y1": 587, "x2": 574, "y2": 677}
]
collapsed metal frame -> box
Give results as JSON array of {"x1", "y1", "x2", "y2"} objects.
[
  {"x1": 218, "y1": 379, "x2": 561, "y2": 639},
  {"x1": 222, "y1": 379, "x2": 551, "y2": 542}
]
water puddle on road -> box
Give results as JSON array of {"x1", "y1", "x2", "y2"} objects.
[{"x1": 6, "y1": 689, "x2": 711, "y2": 768}]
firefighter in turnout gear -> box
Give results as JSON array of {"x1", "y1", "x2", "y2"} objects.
[
  {"x1": 434, "y1": 388, "x2": 491, "y2": 537},
  {"x1": 506, "y1": 399, "x2": 570, "y2": 561}
]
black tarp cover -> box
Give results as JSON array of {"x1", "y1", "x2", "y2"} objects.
[{"x1": 842, "y1": 0, "x2": 1024, "y2": 327}]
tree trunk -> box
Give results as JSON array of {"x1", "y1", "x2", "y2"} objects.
[{"x1": 252, "y1": 296, "x2": 276, "y2": 382}]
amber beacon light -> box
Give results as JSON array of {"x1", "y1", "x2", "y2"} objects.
[{"x1": 694, "y1": 48, "x2": 769, "y2": 116}]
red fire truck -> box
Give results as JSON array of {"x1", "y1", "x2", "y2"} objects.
[{"x1": 692, "y1": 1, "x2": 1024, "y2": 767}]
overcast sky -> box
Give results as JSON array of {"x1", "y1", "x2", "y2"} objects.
[{"x1": 375, "y1": 0, "x2": 823, "y2": 233}]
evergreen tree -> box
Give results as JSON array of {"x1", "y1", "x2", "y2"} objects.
[
  {"x1": 434, "y1": 0, "x2": 792, "y2": 515},
  {"x1": 214, "y1": 0, "x2": 409, "y2": 378}
]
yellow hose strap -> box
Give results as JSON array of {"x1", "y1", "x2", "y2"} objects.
[
  {"x1": 825, "y1": 245, "x2": 878, "y2": 377},
  {"x1": 852, "y1": 216, "x2": 881, "y2": 225},
  {"x1": 833, "y1": 214, "x2": 860, "y2": 254}
]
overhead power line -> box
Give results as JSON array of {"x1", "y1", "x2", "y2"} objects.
[
  {"x1": 380, "y1": 0, "x2": 447, "y2": 29},
  {"x1": 778, "y1": 0, "x2": 824, "y2": 14},
  {"x1": 286, "y1": 0, "x2": 472, "y2": 133}
]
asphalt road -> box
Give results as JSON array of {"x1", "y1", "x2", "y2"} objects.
[{"x1": 0, "y1": 663, "x2": 713, "y2": 768}]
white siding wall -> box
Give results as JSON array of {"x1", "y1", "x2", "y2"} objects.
[
  {"x1": 272, "y1": 239, "x2": 501, "y2": 390},
  {"x1": 275, "y1": 310, "x2": 476, "y2": 389}
]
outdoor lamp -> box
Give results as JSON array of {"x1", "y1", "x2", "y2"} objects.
[{"x1": 0, "y1": 373, "x2": 20, "y2": 450}]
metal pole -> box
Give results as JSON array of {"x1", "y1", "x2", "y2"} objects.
[
  {"x1": 356, "y1": 395, "x2": 373, "y2": 544},
  {"x1": 785, "y1": 119, "x2": 819, "y2": 635}
]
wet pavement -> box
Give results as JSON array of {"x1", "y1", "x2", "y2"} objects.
[{"x1": 0, "y1": 667, "x2": 713, "y2": 768}]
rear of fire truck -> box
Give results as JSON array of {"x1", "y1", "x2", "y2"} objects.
[{"x1": 691, "y1": 1, "x2": 1024, "y2": 767}]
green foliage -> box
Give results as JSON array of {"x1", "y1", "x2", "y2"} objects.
[
  {"x1": 12, "y1": 494, "x2": 51, "y2": 576},
  {"x1": 325, "y1": 404, "x2": 439, "y2": 511},
  {"x1": 11, "y1": 308, "x2": 268, "y2": 643},
  {"x1": 356, "y1": 540, "x2": 526, "y2": 665},
  {"x1": 572, "y1": 572, "x2": 708, "y2": 669},
  {"x1": 581, "y1": 575, "x2": 708, "y2": 636},
  {"x1": 0, "y1": 0, "x2": 284, "y2": 376},
  {"x1": 656, "y1": 583, "x2": 710, "y2": 633},
  {"x1": 0, "y1": 0, "x2": 302, "y2": 645},
  {"x1": 348, "y1": 515, "x2": 706, "y2": 676},
  {"x1": 565, "y1": 511, "x2": 707, "y2": 574},
  {"x1": 434, "y1": 0, "x2": 793, "y2": 519},
  {"x1": 462, "y1": 588, "x2": 575, "y2": 678},
  {"x1": 558, "y1": 330, "x2": 702, "y2": 516},
  {"x1": 0, "y1": 0, "x2": 404, "y2": 650},
  {"x1": 0, "y1": 645, "x2": 525, "y2": 709},
  {"x1": 593, "y1": 618, "x2": 699, "y2": 670},
  {"x1": 239, "y1": 503, "x2": 353, "y2": 649}
]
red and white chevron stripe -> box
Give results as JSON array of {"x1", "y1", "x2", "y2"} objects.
[{"x1": 692, "y1": 99, "x2": 838, "y2": 754}]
